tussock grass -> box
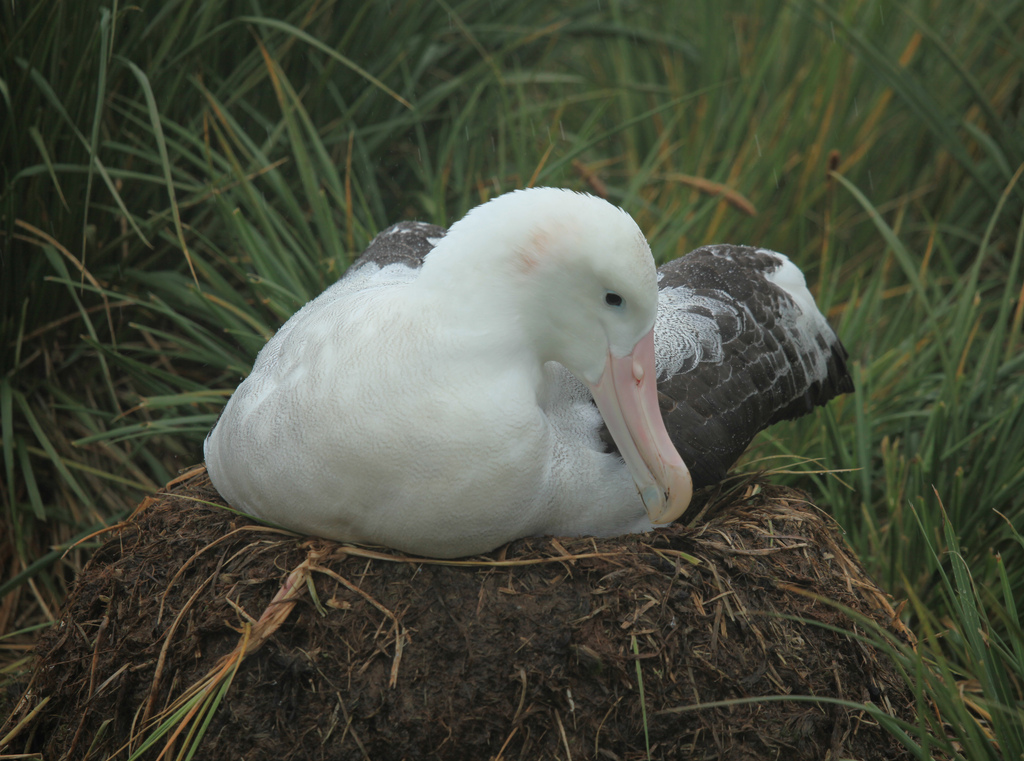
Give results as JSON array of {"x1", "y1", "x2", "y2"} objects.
[{"x1": 2, "y1": 0, "x2": 1022, "y2": 757}]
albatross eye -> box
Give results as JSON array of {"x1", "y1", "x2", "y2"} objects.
[{"x1": 605, "y1": 291, "x2": 624, "y2": 308}]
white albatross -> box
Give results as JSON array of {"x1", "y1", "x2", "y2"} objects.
[{"x1": 205, "y1": 188, "x2": 852, "y2": 558}]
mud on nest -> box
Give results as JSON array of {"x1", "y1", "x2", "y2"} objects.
[{"x1": 2, "y1": 468, "x2": 917, "y2": 760}]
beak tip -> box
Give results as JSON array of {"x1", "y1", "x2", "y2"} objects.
[
  {"x1": 642, "y1": 478, "x2": 693, "y2": 526},
  {"x1": 648, "y1": 507, "x2": 677, "y2": 526}
]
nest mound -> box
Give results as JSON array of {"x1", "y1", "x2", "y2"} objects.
[{"x1": 3, "y1": 468, "x2": 915, "y2": 760}]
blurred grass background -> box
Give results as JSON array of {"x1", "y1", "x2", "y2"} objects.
[{"x1": 1, "y1": 0, "x2": 1022, "y2": 757}]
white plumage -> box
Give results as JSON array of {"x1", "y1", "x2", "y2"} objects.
[
  {"x1": 206, "y1": 188, "x2": 853, "y2": 558},
  {"x1": 205, "y1": 189, "x2": 693, "y2": 558}
]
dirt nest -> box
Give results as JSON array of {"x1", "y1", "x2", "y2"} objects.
[{"x1": 3, "y1": 467, "x2": 916, "y2": 760}]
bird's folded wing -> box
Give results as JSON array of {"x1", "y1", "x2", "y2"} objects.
[
  {"x1": 638, "y1": 245, "x2": 853, "y2": 488},
  {"x1": 348, "y1": 220, "x2": 446, "y2": 273}
]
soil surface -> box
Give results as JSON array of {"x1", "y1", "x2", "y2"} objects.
[{"x1": 2, "y1": 468, "x2": 917, "y2": 760}]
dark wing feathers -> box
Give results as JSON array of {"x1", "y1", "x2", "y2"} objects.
[
  {"x1": 348, "y1": 224, "x2": 852, "y2": 490},
  {"x1": 349, "y1": 221, "x2": 446, "y2": 272},
  {"x1": 643, "y1": 245, "x2": 853, "y2": 487}
]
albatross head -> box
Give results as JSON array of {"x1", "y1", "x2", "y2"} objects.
[{"x1": 425, "y1": 187, "x2": 693, "y2": 525}]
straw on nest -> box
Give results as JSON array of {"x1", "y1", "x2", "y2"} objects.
[{"x1": 2, "y1": 467, "x2": 916, "y2": 760}]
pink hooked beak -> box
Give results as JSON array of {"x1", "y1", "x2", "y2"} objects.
[{"x1": 587, "y1": 329, "x2": 693, "y2": 524}]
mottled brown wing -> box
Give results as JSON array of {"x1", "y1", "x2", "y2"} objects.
[
  {"x1": 606, "y1": 244, "x2": 853, "y2": 489},
  {"x1": 348, "y1": 221, "x2": 447, "y2": 273}
]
